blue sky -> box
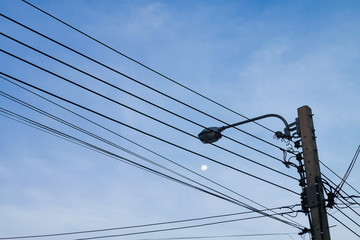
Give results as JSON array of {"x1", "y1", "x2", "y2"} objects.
[{"x1": 0, "y1": 0, "x2": 359, "y2": 239}]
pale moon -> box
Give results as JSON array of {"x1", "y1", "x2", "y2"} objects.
[{"x1": 201, "y1": 165, "x2": 208, "y2": 171}]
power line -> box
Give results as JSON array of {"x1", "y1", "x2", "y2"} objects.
[
  {"x1": 0, "y1": 107, "x2": 304, "y2": 231},
  {"x1": 0, "y1": 85, "x2": 304, "y2": 231},
  {"x1": 328, "y1": 212, "x2": 360, "y2": 238},
  {"x1": 322, "y1": 173, "x2": 360, "y2": 208},
  {"x1": 0, "y1": 76, "x2": 278, "y2": 216},
  {"x1": 74, "y1": 212, "x2": 299, "y2": 240},
  {"x1": 0, "y1": 71, "x2": 300, "y2": 195},
  {"x1": 0, "y1": 75, "x2": 304, "y2": 230},
  {"x1": 0, "y1": 206, "x2": 299, "y2": 239},
  {"x1": 0, "y1": 107, "x2": 249, "y2": 207},
  {"x1": 130, "y1": 232, "x2": 298, "y2": 240},
  {"x1": 0, "y1": 76, "x2": 304, "y2": 233},
  {"x1": 335, "y1": 145, "x2": 360, "y2": 196},
  {"x1": 21, "y1": 0, "x2": 277, "y2": 135},
  {"x1": 333, "y1": 206, "x2": 360, "y2": 229},
  {"x1": 0, "y1": 49, "x2": 297, "y2": 182},
  {"x1": 1, "y1": 89, "x2": 276, "y2": 213},
  {"x1": 320, "y1": 160, "x2": 360, "y2": 196},
  {"x1": 0, "y1": 32, "x2": 288, "y2": 166},
  {"x1": 0, "y1": 12, "x2": 290, "y2": 153}
]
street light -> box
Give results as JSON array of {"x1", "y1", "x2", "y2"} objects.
[
  {"x1": 198, "y1": 107, "x2": 332, "y2": 240},
  {"x1": 198, "y1": 113, "x2": 292, "y2": 144}
]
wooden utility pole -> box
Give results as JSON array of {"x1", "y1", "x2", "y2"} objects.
[{"x1": 298, "y1": 105, "x2": 331, "y2": 240}]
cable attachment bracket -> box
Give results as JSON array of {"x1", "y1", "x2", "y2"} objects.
[{"x1": 288, "y1": 118, "x2": 300, "y2": 139}]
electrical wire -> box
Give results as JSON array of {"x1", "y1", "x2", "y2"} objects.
[
  {"x1": 0, "y1": 83, "x2": 299, "y2": 230},
  {"x1": 21, "y1": 0, "x2": 277, "y2": 135},
  {"x1": 0, "y1": 103, "x2": 252, "y2": 211},
  {"x1": 335, "y1": 145, "x2": 360, "y2": 196},
  {"x1": 0, "y1": 71, "x2": 300, "y2": 196},
  {"x1": 0, "y1": 50, "x2": 298, "y2": 184},
  {"x1": 0, "y1": 107, "x2": 304, "y2": 231},
  {"x1": 0, "y1": 13, "x2": 291, "y2": 154},
  {"x1": 0, "y1": 48, "x2": 297, "y2": 181},
  {"x1": 72, "y1": 212, "x2": 299, "y2": 240},
  {"x1": 335, "y1": 193, "x2": 360, "y2": 219},
  {"x1": 0, "y1": 84, "x2": 304, "y2": 229},
  {"x1": 0, "y1": 32, "x2": 289, "y2": 167},
  {"x1": 0, "y1": 76, "x2": 290, "y2": 221},
  {"x1": 0, "y1": 75, "x2": 304, "y2": 230},
  {"x1": 0, "y1": 206, "x2": 299, "y2": 239},
  {"x1": 333, "y1": 206, "x2": 360, "y2": 229},
  {"x1": 322, "y1": 174, "x2": 360, "y2": 208},
  {"x1": 320, "y1": 160, "x2": 360, "y2": 196},
  {"x1": 1, "y1": 89, "x2": 281, "y2": 214},
  {"x1": 328, "y1": 212, "x2": 360, "y2": 238},
  {"x1": 134, "y1": 234, "x2": 296, "y2": 240},
  {"x1": 131, "y1": 232, "x2": 297, "y2": 240},
  {"x1": 0, "y1": 107, "x2": 250, "y2": 208},
  {"x1": 0, "y1": 10, "x2": 304, "y2": 229}
]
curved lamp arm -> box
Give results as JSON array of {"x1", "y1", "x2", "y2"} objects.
[{"x1": 198, "y1": 114, "x2": 291, "y2": 144}]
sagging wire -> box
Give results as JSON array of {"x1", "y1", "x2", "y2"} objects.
[
  {"x1": 334, "y1": 145, "x2": 360, "y2": 197},
  {"x1": 319, "y1": 146, "x2": 360, "y2": 209}
]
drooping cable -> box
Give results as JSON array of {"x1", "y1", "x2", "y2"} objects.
[
  {"x1": 21, "y1": 0, "x2": 277, "y2": 135},
  {"x1": 0, "y1": 71, "x2": 300, "y2": 195},
  {"x1": 322, "y1": 169, "x2": 360, "y2": 226},
  {"x1": 320, "y1": 160, "x2": 360, "y2": 196},
  {"x1": 334, "y1": 145, "x2": 360, "y2": 196},
  {"x1": 0, "y1": 76, "x2": 305, "y2": 229},
  {"x1": 322, "y1": 173, "x2": 360, "y2": 208},
  {"x1": 0, "y1": 13, "x2": 290, "y2": 153}
]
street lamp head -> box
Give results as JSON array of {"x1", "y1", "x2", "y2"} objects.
[
  {"x1": 198, "y1": 127, "x2": 224, "y2": 144},
  {"x1": 198, "y1": 114, "x2": 293, "y2": 144}
]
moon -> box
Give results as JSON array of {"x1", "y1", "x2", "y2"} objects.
[{"x1": 201, "y1": 165, "x2": 208, "y2": 171}]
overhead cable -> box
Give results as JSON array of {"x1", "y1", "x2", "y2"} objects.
[
  {"x1": 322, "y1": 173, "x2": 360, "y2": 208},
  {"x1": 0, "y1": 107, "x2": 249, "y2": 208},
  {"x1": 0, "y1": 107, "x2": 303, "y2": 231},
  {"x1": 328, "y1": 212, "x2": 360, "y2": 238},
  {"x1": 0, "y1": 72, "x2": 300, "y2": 196},
  {"x1": 125, "y1": 232, "x2": 298, "y2": 240},
  {"x1": 1, "y1": 89, "x2": 276, "y2": 213},
  {"x1": 71, "y1": 212, "x2": 300, "y2": 240},
  {"x1": 333, "y1": 206, "x2": 360, "y2": 229},
  {"x1": 320, "y1": 160, "x2": 360, "y2": 196},
  {"x1": 0, "y1": 32, "x2": 287, "y2": 165},
  {"x1": 0, "y1": 13, "x2": 290, "y2": 153},
  {"x1": 0, "y1": 75, "x2": 304, "y2": 229},
  {"x1": 335, "y1": 145, "x2": 360, "y2": 196},
  {"x1": 21, "y1": 0, "x2": 277, "y2": 135},
  {"x1": 0, "y1": 206, "x2": 299, "y2": 239},
  {"x1": 0, "y1": 49, "x2": 297, "y2": 182}
]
